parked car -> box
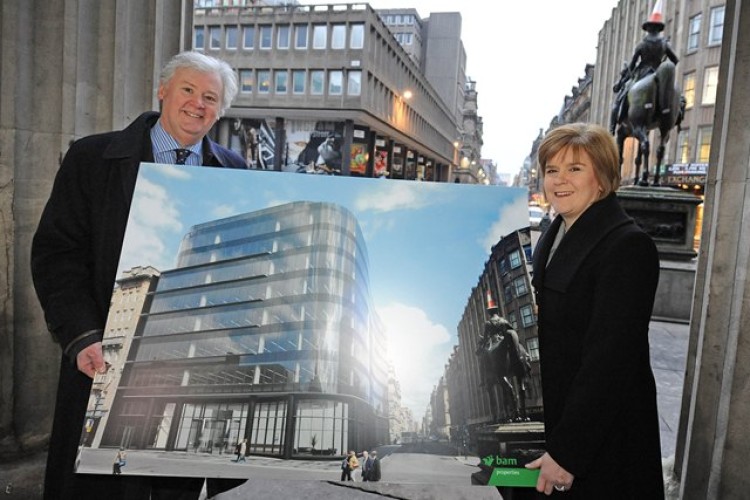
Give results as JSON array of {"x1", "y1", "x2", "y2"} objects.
[{"x1": 529, "y1": 205, "x2": 545, "y2": 229}]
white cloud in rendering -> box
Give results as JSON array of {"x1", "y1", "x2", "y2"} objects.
[
  {"x1": 480, "y1": 201, "x2": 530, "y2": 252},
  {"x1": 354, "y1": 182, "x2": 434, "y2": 213},
  {"x1": 119, "y1": 178, "x2": 184, "y2": 273},
  {"x1": 378, "y1": 302, "x2": 453, "y2": 416}
]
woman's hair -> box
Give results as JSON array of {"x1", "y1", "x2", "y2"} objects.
[
  {"x1": 159, "y1": 51, "x2": 239, "y2": 116},
  {"x1": 537, "y1": 122, "x2": 621, "y2": 197}
]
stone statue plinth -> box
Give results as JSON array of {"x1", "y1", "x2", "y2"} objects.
[{"x1": 616, "y1": 186, "x2": 702, "y2": 261}]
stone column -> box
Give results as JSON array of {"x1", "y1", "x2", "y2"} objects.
[
  {"x1": 0, "y1": 0, "x2": 190, "y2": 495},
  {"x1": 674, "y1": 0, "x2": 750, "y2": 498}
]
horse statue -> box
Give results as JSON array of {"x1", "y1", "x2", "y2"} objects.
[
  {"x1": 614, "y1": 59, "x2": 685, "y2": 186},
  {"x1": 475, "y1": 314, "x2": 532, "y2": 423}
]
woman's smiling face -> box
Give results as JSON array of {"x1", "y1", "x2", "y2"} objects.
[{"x1": 543, "y1": 147, "x2": 603, "y2": 227}]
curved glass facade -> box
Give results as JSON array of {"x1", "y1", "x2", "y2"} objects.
[{"x1": 103, "y1": 202, "x2": 389, "y2": 458}]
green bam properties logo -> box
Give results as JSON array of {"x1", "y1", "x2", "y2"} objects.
[
  {"x1": 482, "y1": 455, "x2": 517, "y2": 467},
  {"x1": 481, "y1": 455, "x2": 539, "y2": 488}
]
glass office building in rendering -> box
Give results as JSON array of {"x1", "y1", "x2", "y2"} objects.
[{"x1": 101, "y1": 202, "x2": 389, "y2": 459}]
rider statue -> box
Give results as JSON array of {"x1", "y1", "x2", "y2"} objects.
[
  {"x1": 477, "y1": 292, "x2": 532, "y2": 422},
  {"x1": 609, "y1": 0, "x2": 679, "y2": 134}
]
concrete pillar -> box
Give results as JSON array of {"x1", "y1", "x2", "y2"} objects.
[
  {"x1": 675, "y1": 1, "x2": 750, "y2": 498},
  {"x1": 0, "y1": 0, "x2": 190, "y2": 494}
]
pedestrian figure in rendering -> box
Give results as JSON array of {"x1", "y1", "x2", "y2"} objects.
[
  {"x1": 234, "y1": 439, "x2": 247, "y2": 463},
  {"x1": 340, "y1": 450, "x2": 357, "y2": 481},
  {"x1": 525, "y1": 123, "x2": 664, "y2": 497},
  {"x1": 112, "y1": 449, "x2": 126, "y2": 475},
  {"x1": 368, "y1": 451, "x2": 382, "y2": 482},
  {"x1": 360, "y1": 450, "x2": 370, "y2": 481},
  {"x1": 31, "y1": 50, "x2": 247, "y2": 500}
]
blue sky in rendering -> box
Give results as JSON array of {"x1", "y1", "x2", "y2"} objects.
[{"x1": 121, "y1": 163, "x2": 529, "y2": 415}]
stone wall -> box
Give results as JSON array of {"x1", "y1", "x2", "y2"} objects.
[{"x1": 0, "y1": 1, "x2": 189, "y2": 496}]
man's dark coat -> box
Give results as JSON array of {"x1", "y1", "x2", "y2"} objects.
[
  {"x1": 31, "y1": 112, "x2": 246, "y2": 499},
  {"x1": 530, "y1": 193, "x2": 664, "y2": 499}
]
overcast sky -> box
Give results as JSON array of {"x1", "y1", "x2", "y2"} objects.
[{"x1": 304, "y1": 0, "x2": 622, "y2": 177}]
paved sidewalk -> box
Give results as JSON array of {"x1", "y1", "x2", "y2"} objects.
[{"x1": 649, "y1": 320, "x2": 690, "y2": 460}]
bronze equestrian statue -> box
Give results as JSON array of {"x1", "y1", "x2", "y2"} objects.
[
  {"x1": 476, "y1": 302, "x2": 532, "y2": 423},
  {"x1": 610, "y1": 0, "x2": 685, "y2": 186}
]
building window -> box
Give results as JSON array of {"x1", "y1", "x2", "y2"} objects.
[
  {"x1": 507, "y1": 311, "x2": 518, "y2": 330},
  {"x1": 350, "y1": 24, "x2": 364, "y2": 49},
  {"x1": 513, "y1": 276, "x2": 528, "y2": 297},
  {"x1": 331, "y1": 24, "x2": 346, "y2": 49},
  {"x1": 702, "y1": 66, "x2": 719, "y2": 105},
  {"x1": 520, "y1": 304, "x2": 535, "y2": 327},
  {"x1": 293, "y1": 400, "x2": 349, "y2": 458},
  {"x1": 295, "y1": 24, "x2": 308, "y2": 49},
  {"x1": 509, "y1": 250, "x2": 522, "y2": 269},
  {"x1": 683, "y1": 72, "x2": 695, "y2": 109},
  {"x1": 226, "y1": 26, "x2": 238, "y2": 50},
  {"x1": 709, "y1": 6, "x2": 725, "y2": 45},
  {"x1": 347, "y1": 70, "x2": 361, "y2": 96},
  {"x1": 328, "y1": 70, "x2": 343, "y2": 95},
  {"x1": 310, "y1": 70, "x2": 325, "y2": 95},
  {"x1": 249, "y1": 401, "x2": 287, "y2": 456},
  {"x1": 209, "y1": 26, "x2": 221, "y2": 50},
  {"x1": 292, "y1": 70, "x2": 306, "y2": 94},
  {"x1": 687, "y1": 13, "x2": 701, "y2": 51},
  {"x1": 239, "y1": 69, "x2": 254, "y2": 93},
  {"x1": 277, "y1": 25, "x2": 290, "y2": 49},
  {"x1": 275, "y1": 70, "x2": 288, "y2": 94},
  {"x1": 260, "y1": 25, "x2": 272, "y2": 49},
  {"x1": 526, "y1": 337, "x2": 540, "y2": 361},
  {"x1": 503, "y1": 285, "x2": 513, "y2": 304},
  {"x1": 243, "y1": 26, "x2": 255, "y2": 49},
  {"x1": 497, "y1": 258, "x2": 508, "y2": 276},
  {"x1": 697, "y1": 126, "x2": 712, "y2": 163},
  {"x1": 313, "y1": 25, "x2": 327, "y2": 49},
  {"x1": 258, "y1": 70, "x2": 271, "y2": 94},
  {"x1": 194, "y1": 26, "x2": 205, "y2": 50},
  {"x1": 677, "y1": 129, "x2": 690, "y2": 163}
]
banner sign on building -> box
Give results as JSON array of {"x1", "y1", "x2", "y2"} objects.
[{"x1": 663, "y1": 163, "x2": 708, "y2": 186}]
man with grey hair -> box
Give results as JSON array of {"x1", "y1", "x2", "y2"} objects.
[{"x1": 31, "y1": 50, "x2": 246, "y2": 499}]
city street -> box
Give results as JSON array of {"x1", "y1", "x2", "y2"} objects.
[
  {"x1": 77, "y1": 440, "x2": 503, "y2": 499},
  {"x1": 77, "y1": 441, "x2": 483, "y2": 485}
]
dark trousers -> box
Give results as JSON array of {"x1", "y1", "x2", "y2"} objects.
[
  {"x1": 340, "y1": 468, "x2": 352, "y2": 481},
  {"x1": 44, "y1": 359, "x2": 246, "y2": 499}
]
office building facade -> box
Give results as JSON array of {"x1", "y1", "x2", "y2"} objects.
[
  {"x1": 193, "y1": 2, "x2": 485, "y2": 182},
  {"x1": 100, "y1": 202, "x2": 389, "y2": 459}
]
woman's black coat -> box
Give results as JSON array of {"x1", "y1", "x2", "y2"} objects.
[
  {"x1": 31, "y1": 112, "x2": 245, "y2": 499},
  {"x1": 531, "y1": 193, "x2": 664, "y2": 499}
]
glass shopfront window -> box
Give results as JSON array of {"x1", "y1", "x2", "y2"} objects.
[
  {"x1": 250, "y1": 400, "x2": 287, "y2": 455},
  {"x1": 174, "y1": 402, "x2": 248, "y2": 454},
  {"x1": 293, "y1": 400, "x2": 348, "y2": 457}
]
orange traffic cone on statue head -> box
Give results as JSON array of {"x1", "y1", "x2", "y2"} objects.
[
  {"x1": 643, "y1": 0, "x2": 666, "y2": 32},
  {"x1": 486, "y1": 290, "x2": 498, "y2": 313}
]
